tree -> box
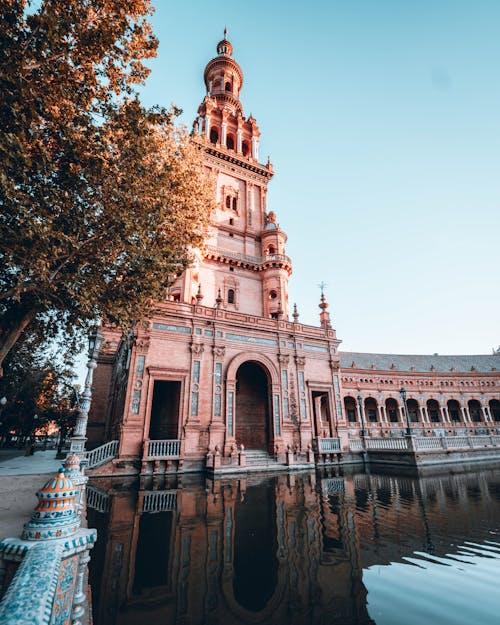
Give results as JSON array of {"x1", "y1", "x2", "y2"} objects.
[
  {"x1": 0, "y1": 1, "x2": 214, "y2": 373},
  {"x1": 0, "y1": 332, "x2": 77, "y2": 445}
]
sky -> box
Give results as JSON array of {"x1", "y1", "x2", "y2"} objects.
[{"x1": 136, "y1": 0, "x2": 499, "y2": 356}]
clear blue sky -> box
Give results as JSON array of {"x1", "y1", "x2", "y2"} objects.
[{"x1": 139, "y1": 0, "x2": 499, "y2": 355}]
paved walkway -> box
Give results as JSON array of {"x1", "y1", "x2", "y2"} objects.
[
  {"x1": 0, "y1": 450, "x2": 63, "y2": 539},
  {"x1": 0, "y1": 449, "x2": 62, "y2": 476}
]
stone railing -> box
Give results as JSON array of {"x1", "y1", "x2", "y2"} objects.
[
  {"x1": 86, "y1": 484, "x2": 111, "y2": 513},
  {"x1": 85, "y1": 440, "x2": 119, "y2": 469},
  {"x1": 204, "y1": 245, "x2": 292, "y2": 269},
  {"x1": 349, "y1": 439, "x2": 364, "y2": 452},
  {"x1": 365, "y1": 437, "x2": 409, "y2": 451},
  {"x1": 142, "y1": 490, "x2": 177, "y2": 513},
  {"x1": 144, "y1": 439, "x2": 181, "y2": 459},
  {"x1": 414, "y1": 434, "x2": 500, "y2": 451},
  {"x1": 347, "y1": 434, "x2": 500, "y2": 454},
  {"x1": 316, "y1": 438, "x2": 341, "y2": 453}
]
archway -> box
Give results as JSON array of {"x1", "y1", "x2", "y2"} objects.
[
  {"x1": 235, "y1": 361, "x2": 270, "y2": 450},
  {"x1": 364, "y1": 397, "x2": 378, "y2": 423},
  {"x1": 407, "y1": 398, "x2": 419, "y2": 423},
  {"x1": 427, "y1": 399, "x2": 440, "y2": 423},
  {"x1": 468, "y1": 399, "x2": 482, "y2": 423},
  {"x1": 448, "y1": 399, "x2": 461, "y2": 423},
  {"x1": 489, "y1": 399, "x2": 500, "y2": 422}
]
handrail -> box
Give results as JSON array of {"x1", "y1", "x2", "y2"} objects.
[{"x1": 85, "y1": 440, "x2": 119, "y2": 469}]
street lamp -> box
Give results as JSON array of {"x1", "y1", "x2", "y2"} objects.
[
  {"x1": 357, "y1": 394, "x2": 367, "y2": 438},
  {"x1": 400, "y1": 387, "x2": 412, "y2": 436},
  {"x1": 67, "y1": 326, "x2": 104, "y2": 467}
]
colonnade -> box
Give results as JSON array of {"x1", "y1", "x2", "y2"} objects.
[{"x1": 343, "y1": 395, "x2": 500, "y2": 428}]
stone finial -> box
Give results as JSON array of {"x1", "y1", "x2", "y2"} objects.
[
  {"x1": 196, "y1": 283, "x2": 204, "y2": 304},
  {"x1": 318, "y1": 284, "x2": 332, "y2": 329},
  {"x1": 64, "y1": 453, "x2": 86, "y2": 487},
  {"x1": 215, "y1": 288, "x2": 223, "y2": 309},
  {"x1": 22, "y1": 469, "x2": 80, "y2": 541}
]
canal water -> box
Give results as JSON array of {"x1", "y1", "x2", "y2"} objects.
[{"x1": 87, "y1": 466, "x2": 500, "y2": 625}]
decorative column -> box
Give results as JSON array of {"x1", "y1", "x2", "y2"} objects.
[{"x1": 68, "y1": 326, "x2": 104, "y2": 466}]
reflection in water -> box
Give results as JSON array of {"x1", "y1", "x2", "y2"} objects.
[{"x1": 88, "y1": 467, "x2": 500, "y2": 625}]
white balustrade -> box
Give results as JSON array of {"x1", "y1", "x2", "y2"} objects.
[
  {"x1": 365, "y1": 438, "x2": 409, "y2": 451},
  {"x1": 317, "y1": 438, "x2": 341, "y2": 453},
  {"x1": 85, "y1": 440, "x2": 119, "y2": 468},
  {"x1": 142, "y1": 490, "x2": 178, "y2": 513},
  {"x1": 86, "y1": 486, "x2": 111, "y2": 513},
  {"x1": 145, "y1": 439, "x2": 181, "y2": 459},
  {"x1": 349, "y1": 439, "x2": 364, "y2": 452}
]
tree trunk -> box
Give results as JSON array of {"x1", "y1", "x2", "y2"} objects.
[{"x1": 0, "y1": 307, "x2": 37, "y2": 377}]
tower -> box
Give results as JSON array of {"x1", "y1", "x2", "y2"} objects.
[{"x1": 172, "y1": 31, "x2": 292, "y2": 318}]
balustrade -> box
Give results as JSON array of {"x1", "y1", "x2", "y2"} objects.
[
  {"x1": 145, "y1": 439, "x2": 181, "y2": 459},
  {"x1": 317, "y1": 438, "x2": 341, "y2": 453},
  {"x1": 142, "y1": 490, "x2": 177, "y2": 513},
  {"x1": 85, "y1": 440, "x2": 119, "y2": 469}
]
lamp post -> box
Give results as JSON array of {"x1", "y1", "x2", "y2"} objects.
[
  {"x1": 400, "y1": 387, "x2": 412, "y2": 436},
  {"x1": 67, "y1": 326, "x2": 104, "y2": 467},
  {"x1": 357, "y1": 394, "x2": 367, "y2": 438}
]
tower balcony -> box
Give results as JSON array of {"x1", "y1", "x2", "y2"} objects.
[{"x1": 204, "y1": 245, "x2": 292, "y2": 274}]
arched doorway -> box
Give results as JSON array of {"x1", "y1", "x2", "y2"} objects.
[{"x1": 235, "y1": 361, "x2": 270, "y2": 450}]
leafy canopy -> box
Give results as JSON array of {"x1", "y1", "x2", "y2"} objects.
[{"x1": 0, "y1": 0, "x2": 214, "y2": 372}]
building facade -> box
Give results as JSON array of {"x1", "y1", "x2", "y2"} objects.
[{"x1": 88, "y1": 35, "x2": 500, "y2": 474}]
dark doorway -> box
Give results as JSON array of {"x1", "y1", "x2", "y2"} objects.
[
  {"x1": 235, "y1": 362, "x2": 270, "y2": 450},
  {"x1": 149, "y1": 381, "x2": 181, "y2": 439}
]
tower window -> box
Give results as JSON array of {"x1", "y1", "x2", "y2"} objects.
[
  {"x1": 242, "y1": 141, "x2": 249, "y2": 156},
  {"x1": 227, "y1": 135, "x2": 235, "y2": 150},
  {"x1": 232, "y1": 197, "x2": 237, "y2": 211},
  {"x1": 210, "y1": 128, "x2": 219, "y2": 144},
  {"x1": 267, "y1": 245, "x2": 276, "y2": 255},
  {"x1": 228, "y1": 289, "x2": 235, "y2": 304},
  {"x1": 225, "y1": 81, "x2": 231, "y2": 92},
  {"x1": 269, "y1": 290, "x2": 278, "y2": 300},
  {"x1": 226, "y1": 195, "x2": 231, "y2": 209},
  {"x1": 229, "y1": 218, "x2": 234, "y2": 225}
]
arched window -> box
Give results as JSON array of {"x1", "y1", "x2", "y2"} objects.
[
  {"x1": 242, "y1": 141, "x2": 249, "y2": 156},
  {"x1": 267, "y1": 245, "x2": 276, "y2": 255},
  {"x1": 269, "y1": 290, "x2": 278, "y2": 300},
  {"x1": 226, "y1": 196, "x2": 231, "y2": 209},
  {"x1": 227, "y1": 289, "x2": 235, "y2": 304},
  {"x1": 225, "y1": 81, "x2": 231, "y2": 92},
  {"x1": 210, "y1": 128, "x2": 219, "y2": 144},
  {"x1": 232, "y1": 197, "x2": 237, "y2": 211},
  {"x1": 227, "y1": 135, "x2": 235, "y2": 150}
]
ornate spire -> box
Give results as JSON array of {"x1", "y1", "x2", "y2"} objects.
[
  {"x1": 318, "y1": 283, "x2": 332, "y2": 329},
  {"x1": 215, "y1": 288, "x2": 223, "y2": 309},
  {"x1": 196, "y1": 283, "x2": 204, "y2": 304}
]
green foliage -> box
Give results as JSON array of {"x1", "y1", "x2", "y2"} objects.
[
  {"x1": 0, "y1": 0, "x2": 214, "y2": 371},
  {"x1": 0, "y1": 331, "x2": 77, "y2": 438}
]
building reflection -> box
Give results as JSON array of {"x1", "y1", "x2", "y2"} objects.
[{"x1": 87, "y1": 467, "x2": 500, "y2": 625}]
